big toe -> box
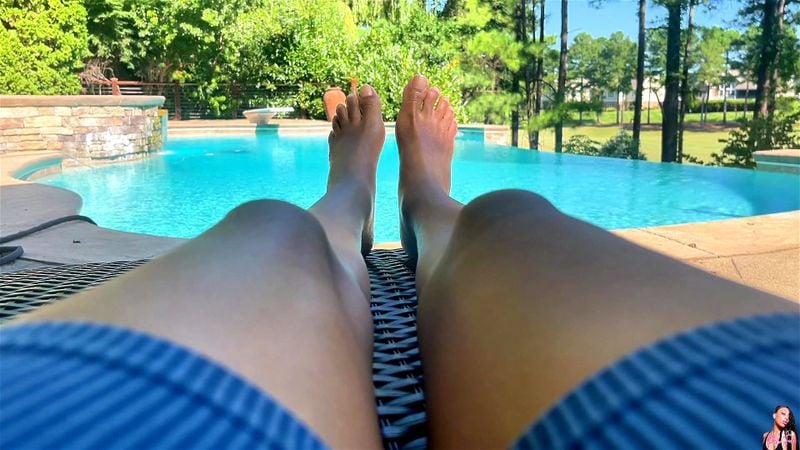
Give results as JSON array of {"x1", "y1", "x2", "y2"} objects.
[
  {"x1": 401, "y1": 75, "x2": 429, "y2": 112},
  {"x1": 358, "y1": 85, "x2": 382, "y2": 123}
]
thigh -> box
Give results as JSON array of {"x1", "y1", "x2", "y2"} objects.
[
  {"x1": 14, "y1": 200, "x2": 381, "y2": 449},
  {"x1": 417, "y1": 190, "x2": 797, "y2": 449}
]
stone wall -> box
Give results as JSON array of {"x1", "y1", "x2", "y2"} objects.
[{"x1": 0, "y1": 96, "x2": 165, "y2": 164}]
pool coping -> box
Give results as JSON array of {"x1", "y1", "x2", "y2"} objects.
[{"x1": 2, "y1": 145, "x2": 798, "y2": 301}]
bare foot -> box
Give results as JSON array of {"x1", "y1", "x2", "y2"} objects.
[
  {"x1": 327, "y1": 84, "x2": 385, "y2": 256},
  {"x1": 397, "y1": 75, "x2": 458, "y2": 266}
]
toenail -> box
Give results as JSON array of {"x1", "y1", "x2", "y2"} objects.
[
  {"x1": 359, "y1": 85, "x2": 375, "y2": 96},
  {"x1": 412, "y1": 75, "x2": 427, "y2": 88}
]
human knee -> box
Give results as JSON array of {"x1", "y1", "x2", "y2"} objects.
[
  {"x1": 223, "y1": 200, "x2": 329, "y2": 246},
  {"x1": 457, "y1": 190, "x2": 559, "y2": 234}
]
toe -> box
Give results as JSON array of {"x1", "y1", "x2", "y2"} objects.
[
  {"x1": 435, "y1": 96, "x2": 450, "y2": 119},
  {"x1": 443, "y1": 107, "x2": 455, "y2": 129},
  {"x1": 401, "y1": 74, "x2": 429, "y2": 112},
  {"x1": 447, "y1": 121, "x2": 457, "y2": 139},
  {"x1": 346, "y1": 93, "x2": 361, "y2": 123},
  {"x1": 335, "y1": 104, "x2": 349, "y2": 125},
  {"x1": 332, "y1": 116, "x2": 342, "y2": 134},
  {"x1": 358, "y1": 84, "x2": 382, "y2": 123},
  {"x1": 422, "y1": 88, "x2": 439, "y2": 115}
]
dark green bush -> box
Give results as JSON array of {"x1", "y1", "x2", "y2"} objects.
[
  {"x1": 712, "y1": 110, "x2": 800, "y2": 168},
  {"x1": 686, "y1": 98, "x2": 750, "y2": 113},
  {"x1": 564, "y1": 131, "x2": 646, "y2": 160},
  {"x1": 563, "y1": 135, "x2": 600, "y2": 155},
  {"x1": 598, "y1": 131, "x2": 647, "y2": 160}
]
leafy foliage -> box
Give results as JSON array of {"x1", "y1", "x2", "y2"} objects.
[
  {"x1": 564, "y1": 131, "x2": 646, "y2": 160},
  {"x1": 712, "y1": 111, "x2": 800, "y2": 168},
  {"x1": 454, "y1": 0, "x2": 527, "y2": 124},
  {"x1": 353, "y1": 5, "x2": 462, "y2": 121},
  {"x1": 0, "y1": 0, "x2": 89, "y2": 94},
  {"x1": 221, "y1": 0, "x2": 358, "y2": 117},
  {"x1": 568, "y1": 31, "x2": 636, "y2": 124},
  {"x1": 563, "y1": 135, "x2": 600, "y2": 155},
  {"x1": 599, "y1": 131, "x2": 647, "y2": 160}
]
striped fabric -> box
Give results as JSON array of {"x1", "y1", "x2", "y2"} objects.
[
  {"x1": 513, "y1": 313, "x2": 800, "y2": 450},
  {"x1": 0, "y1": 322, "x2": 327, "y2": 450},
  {"x1": 2, "y1": 315, "x2": 798, "y2": 450}
]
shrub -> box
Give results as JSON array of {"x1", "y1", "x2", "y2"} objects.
[
  {"x1": 563, "y1": 135, "x2": 600, "y2": 155},
  {"x1": 0, "y1": 0, "x2": 89, "y2": 94},
  {"x1": 712, "y1": 111, "x2": 800, "y2": 168},
  {"x1": 354, "y1": 6, "x2": 462, "y2": 121},
  {"x1": 598, "y1": 131, "x2": 646, "y2": 160},
  {"x1": 563, "y1": 132, "x2": 646, "y2": 160},
  {"x1": 686, "y1": 98, "x2": 751, "y2": 113},
  {"x1": 221, "y1": 0, "x2": 358, "y2": 118}
]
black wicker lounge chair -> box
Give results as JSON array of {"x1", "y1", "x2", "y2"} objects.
[{"x1": 0, "y1": 249, "x2": 425, "y2": 450}]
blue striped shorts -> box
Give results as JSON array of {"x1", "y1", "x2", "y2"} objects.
[{"x1": 1, "y1": 313, "x2": 798, "y2": 449}]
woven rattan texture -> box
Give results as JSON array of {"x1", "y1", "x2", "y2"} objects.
[
  {"x1": 0, "y1": 260, "x2": 148, "y2": 321},
  {"x1": 366, "y1": 249, "x2": 426, "y2": 450},
  {"x1": 0, "y1": 250, "x2": 426, "y2": 450}
]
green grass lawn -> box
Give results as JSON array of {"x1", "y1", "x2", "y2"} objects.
[
  {"x1": 585, "y1": 109, "x2": 749, "y2": 126},
  {"x1": 530, "y1": 125, "x2": 730, "y2": 163}
]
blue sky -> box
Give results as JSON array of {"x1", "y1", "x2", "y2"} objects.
[{"x1": 543, "y1": 0, "x2": 743, "y2": 40}]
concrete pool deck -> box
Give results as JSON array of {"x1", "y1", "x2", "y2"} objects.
[{"x1": 2, "y1": 137, "x2": 799, "y2": 302}]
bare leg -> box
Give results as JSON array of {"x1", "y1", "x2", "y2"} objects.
[
  {"x1": 397, "y1": 75, "x2": 460, "y2": 291},
  {"x1": 16, "y1": 86, "x2": 386, "y2": 449},
  {"x1": 396, "y1": 75, "x2": 799, "y2": 449}
]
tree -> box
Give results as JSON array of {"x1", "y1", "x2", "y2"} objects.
[
  {"x1": 511, "y1": 0, "x2": 527, "y2": 146},
  {"x1": 677, "y1": 0, "x2": 695, "y2": 163},
  {"x1": 0, "y1": 0, "x2": 89, "y2": 94},
  {"x1": 753, "y1": 0, "x2": 780, "y2": 118},
  {"x1": 656, "y1": 0, "x2": 683, "y2": 163},
  {"x1": 532, "y1": 0, "x2": 545, "y2": 149},
  {"x1": 346, "y1": 0, "x2": 419, "y2": 23},
  {"x1": 569, "y1": 32, "x2": 603, "y2": 121},
  {"x1": 632, "y1": 0, "x2": 647, "y2": 157},
  {"x1": 695, "y1": 27, "x2": 738, "y2": 123},
  {"x1": 645, "y1": 27, "x2": 668, "y2": 124},
  {"x1": 720, "y1": 30, "x2": 742, "y2": 124},
  {"x1": 554, "y1": 0, "x2": 568, "y2": 152},
  {"x1": 356, "y1": 5, "x2": 462, "y2": 120},
  {"x1": 597, "y1": 32, "x2": 636, "y2": 125},
  {"x1": 743, "y1": 0, "x2": 799, "y2": 118},
  {"x1": 456, "y1": 0, "x2": 523, "y2": 125},
  {"x1": 222, "y1": 0, "x2": 359, "y2": 117}
]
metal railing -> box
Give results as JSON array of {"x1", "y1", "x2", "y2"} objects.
[{"x1": 85, "y1": 79, "x2": 302, "y2": 120}]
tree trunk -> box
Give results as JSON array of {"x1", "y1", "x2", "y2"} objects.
[
  {"x1": 768, "y1": 0, "x2": 785, "y2": 115},
  {"x1": 632, "y1": 0, "x2": 646, "y2": 157},
  {"x1": 616, "y1": 93, "x2": 621, "y2": 124},
  {"x1": 723, "y1": 50, "x2": 729, "y2": 124},
  {"x1": 532, "y1": 0, "x2": 545, "y2": 150},
  {"x1": 754, "y1": 0, "x2": 777, "y2": 118},
  {"x1": 677, "y1": 0, "x2": 695, "y2": 163},
  {"x1": 744, "y1": 85, "x2": 750, "y2": 113},
  {"x1": 555, "y1": 0, "x2": 568, "y2": 153},
  {"x1": 525, "y1": 0, "x2": 534, "y2": 148},
  {"x1": 703, "y1": 83, "x2": 710, "y2": 124},
  {"x1": 511, "y1": 0, "x2": 524, "y2": 147},
  {"x1": 661, "y1": 1, "x2": 681, "y2": 163}
]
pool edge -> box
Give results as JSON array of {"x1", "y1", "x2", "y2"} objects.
[{"x1": 2, "y1": 151, "x2": 798, "y2": 301}]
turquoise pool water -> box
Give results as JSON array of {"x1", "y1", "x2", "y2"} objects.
[{"x1": 39, "y1": 133, "x2": 800, "y2": 242}]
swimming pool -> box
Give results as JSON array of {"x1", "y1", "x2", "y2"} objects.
[{"x1": 38, "y1": 133, "x2": 800, "y2": 242}]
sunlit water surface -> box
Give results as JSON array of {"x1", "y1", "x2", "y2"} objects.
[{"x1": 39, "y1": 133, "x2": 800, "y2": 242}]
